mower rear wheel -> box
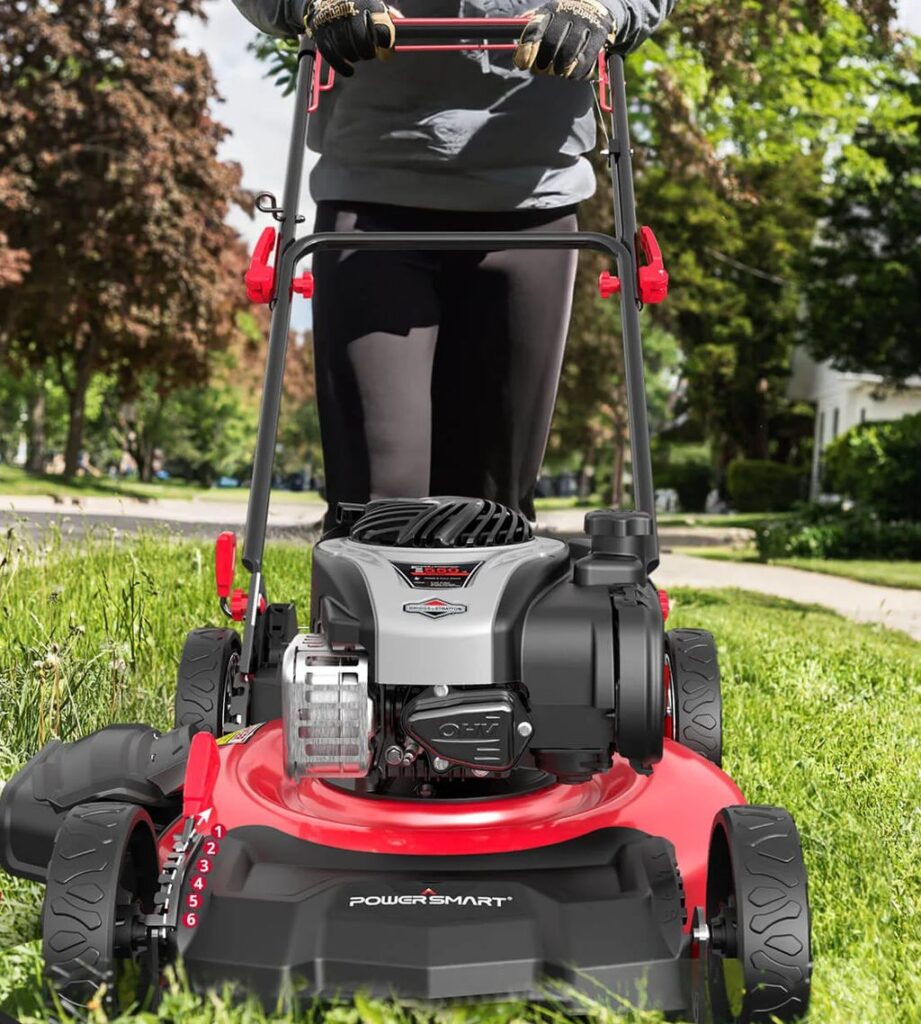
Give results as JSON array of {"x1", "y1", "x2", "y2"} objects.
[
  {"x1": 706, "y1": 805, "x2": 811, "y2": 1023},
  {"x1": 42, "y1": 802, "x2": 161, "y2": 1017},
  {"x1": 665, "y1": 628, "x2": 722, "y2": 766},
  {"x1": 174, "y1": 627, "x2": 241, "y2": 736}
]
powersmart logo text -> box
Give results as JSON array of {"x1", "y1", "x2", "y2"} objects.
[{"x1": 349, "y1": 887, "x2": 513, "y2": 908}]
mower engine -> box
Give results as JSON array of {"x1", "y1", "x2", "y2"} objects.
[{"x1": 283, "y1": 497, "x2": 665, "y2": 789}]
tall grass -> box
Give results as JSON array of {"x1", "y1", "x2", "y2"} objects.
[{"x1": 1, "y1": 529, "x2": 919, "y2": 1022}]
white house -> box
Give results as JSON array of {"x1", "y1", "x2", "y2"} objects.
[{"x1": 788, "y1": 348, "x2": 921, "y2": 499}]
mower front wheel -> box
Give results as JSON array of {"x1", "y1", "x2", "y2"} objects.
[
  {"x1": 705, "y1": 805, "x2": 811, "y2": 1023},
  {"x1": 174, "y1": 627, "x2": 242, "y2": 736},
  {"x1": 42, "y1": 802, "x2": 161, "y2": 1017}
]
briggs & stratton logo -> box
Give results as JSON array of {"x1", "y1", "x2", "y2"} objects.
[
  {"x1": 348, "y1": 886, "x2": 513, "y2": 908},
  {"x1": 403, "y1": 598, "x2": 467, "y2": 619}
]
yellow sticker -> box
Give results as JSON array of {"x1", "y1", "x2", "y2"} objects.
[{"x1": 216, "y1": 723, "x2": 265, "y2": 746}]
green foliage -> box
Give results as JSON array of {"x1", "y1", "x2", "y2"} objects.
[
  {"x1": 823, "y1": 413, "x2": 921, "y2": 521},
  {"x1": 653, "y1": 444, "x2": 712, "y2": 512},
  {"x1": 806, "y1": 65, "x2": 921, "y2": 382},
  {"x1": 2, "y1": 538, "x2": 921, "y2": 1021},
  {"x1": 755, "y1": 504, "x2": 921, "y2": 560},
  {"x1": 726, "y1": 459, "x2": 804, "y2": 513}
]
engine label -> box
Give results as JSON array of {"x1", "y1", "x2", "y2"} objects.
[
  {"x1": 392, "y1": 562, "x2": 483, "y2": 590},
  {"x1": 403, "y1": 598, "x2": 467, "y2": 619}
]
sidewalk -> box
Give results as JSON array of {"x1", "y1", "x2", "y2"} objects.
[{"x1": 656, "y1": 552, "x2": 921, "y2": 642}]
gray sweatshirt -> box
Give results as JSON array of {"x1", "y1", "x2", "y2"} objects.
[{"x1": 231, "y1": 0, "x2": 675, "y2": 210}]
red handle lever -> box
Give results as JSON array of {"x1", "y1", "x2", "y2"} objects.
[
  {"x1": 637, "y1": 226, "x2": 669, "y2": 304},
  {"x1": 183, "y1": 731, "x2": 221, "y2": 821},
  {"x1": 245, "y1": 227, "x2": 277, "y2": 304},
  {"x1": 215, "y1": 531, "x2": 237, "y2": 599},
  {"x1": 597, "y1": 227, "x2": 669, "y2": 304}
]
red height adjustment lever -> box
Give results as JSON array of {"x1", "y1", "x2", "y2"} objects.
[
  {"x1": 245, "y1": 227, "x2": 315, "y2": 303},
  {"x1": 597, "y1": 226, "x2": 670, "y2": 304},
  {"x1": 245, "y1": 227, "x2": 277, "y2": 304},
  {"x1": 214, "y1": 531, "x2": 265, "y2": 622},
  {"x1": 637, "y1": 226, "x2": 669, "y2": 304}
]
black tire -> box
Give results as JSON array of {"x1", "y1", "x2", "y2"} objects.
[
  {"x1": 706, "y1": 806, "x2": 811, "y2": 1023},
  {"x1": 174, "y1": 627, "x2": 241, "y2": 736},
  {"x1": 665, "y1": 628, "x2": 722, "y2": 766},
  {"x1": 42, "y1": 802, "x2": 161, "y2": 1016}
]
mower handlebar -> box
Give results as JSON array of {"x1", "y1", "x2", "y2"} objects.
[{"x1": 389, "y1": 17, "x2": 528, "y2": 44}]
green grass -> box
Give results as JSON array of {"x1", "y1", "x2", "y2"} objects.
[
  {"x1": 0, "y1": 466, "x2": 323, "y2": 505},
  {"x1": 1, "y1": 530, "x2": 920, "y2": 1022},
  {"x1": 685, "y1": 545, "x2": 921, "y2": 590}
]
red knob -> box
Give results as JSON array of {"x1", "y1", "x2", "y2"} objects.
[
  {"x1": 292, "y1": 271, "x2": 315, "y2": 298},
  {"x1": 598, "y1": 271, "x2": 621, "y2": 299},
  {"x1": 229, "y1": 587, "x2": 249, "y2": 622}
]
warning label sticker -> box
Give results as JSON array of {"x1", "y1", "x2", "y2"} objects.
[
  {"x1": 392, "y1": 562, "x2": 483, "y2": 590},
  {"x1": 216, "y1": 723, "x2": 264, "y2": 746}
]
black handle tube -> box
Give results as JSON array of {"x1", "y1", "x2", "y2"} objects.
[
  {"x1": 393, "y1": 19, "x2": 526, "y2": 42},
  {"x1": 607, "y1": 55, "x2": 659, "y2": 570},
  {"x1": 242, "y1": 41, "x2": 315, "y2": 578},
  {"x1": 241, "y1": 229, "x2": 632, "y2": 580}
]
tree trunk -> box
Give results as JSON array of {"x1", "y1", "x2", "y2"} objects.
[
  {"x1": 137, "y1": 445, "x2": 155, "y2": 483},
  {"x1": 63, "y1": 352, "x2": 93, "y2": 478},
  {"x1": 26, "y1": 387, "x2": 46, "y2": 474}
]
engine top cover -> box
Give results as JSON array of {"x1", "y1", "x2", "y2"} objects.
[
  {"x1": 313, "y1": 501, "x2": 570, "y2": 688},
  {"x1": 345, "y1": 497, "x2": 533, "y2": 548}
]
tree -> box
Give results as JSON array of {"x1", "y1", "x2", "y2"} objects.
[
  {"x1": 0, "y1": 0, "x2": 248, "y2": 476},
  {"x1": 624, "y1": 0, "x2": 912, "y2": 471},
  {"x1": 806, "y1": 72, "x2": 921, "y2": 382}
]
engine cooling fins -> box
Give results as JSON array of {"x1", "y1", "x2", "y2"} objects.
[{"x1": 345, "y1": 497, "x2": 533, "y2": 548}]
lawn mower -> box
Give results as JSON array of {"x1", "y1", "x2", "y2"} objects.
[{"x1": 0, "y1": 19, "x2": 811, "y2": 1023}]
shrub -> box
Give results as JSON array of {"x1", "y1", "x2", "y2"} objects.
[
  {"x1": 756, "y1": 505, "x2": 921, "y2": 561},
  {"x1": 657, "y1": 461, "x2": 713, "y2": 512},
  {"x1": 727, "y1": 459, "x2": 804, "y2": 513},
  {"x1": 824, "y1": 413, "x2": 921, "y2": 521}
]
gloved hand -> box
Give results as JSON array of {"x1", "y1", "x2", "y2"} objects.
[
  {"x1": 304, "y1": 0, "x2": 398, "y2": 77},
  {"x1": 514, "y1": 0, "x2": 617, "y2": 80}
]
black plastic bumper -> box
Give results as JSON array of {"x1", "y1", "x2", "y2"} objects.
[{"x1": 178, "y1": 826, "x2": 694, "y2": 1012}]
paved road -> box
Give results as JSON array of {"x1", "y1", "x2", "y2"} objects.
[{"x1": 0, "y1": 495, "x2": 324, "y2": 542}]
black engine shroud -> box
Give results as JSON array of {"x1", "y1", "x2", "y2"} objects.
[{"x1": 286, "y1": 498, "x2": 666, "y2": 788}]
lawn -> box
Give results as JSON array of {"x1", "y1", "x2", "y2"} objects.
[
  {"x1": 1, "y1": 530, "x2": 919, "y2": 1023},
  {"x1": 686, "y1": 545, "x2": 921, "y2": 590}
]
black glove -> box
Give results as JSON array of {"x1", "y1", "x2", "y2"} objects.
[
  {"x1": 304, "y1": 0, "x2": 397, "y2": 77},
  {"x1": 514, "y1": 0, "x2": 617, "y2": 80}
]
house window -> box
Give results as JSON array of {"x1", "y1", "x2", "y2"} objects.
[{"x1": 832, "y1": 407, "x2": 840, "y2": 438}]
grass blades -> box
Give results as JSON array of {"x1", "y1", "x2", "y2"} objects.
[{"x1": 0, "y1": 530, "x2": 919, "y2": 1022}]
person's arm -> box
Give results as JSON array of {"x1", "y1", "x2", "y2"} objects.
[
  {"x1": 603, "y1": 0, "x2": 676, "y2": 53},
  {"x1": 230, "y1": 0, "x2": 307, "y2": 38}
]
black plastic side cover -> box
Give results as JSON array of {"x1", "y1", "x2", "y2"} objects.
[{"x1": 0, "y1": 725, "x2": 191, "y2": 882}]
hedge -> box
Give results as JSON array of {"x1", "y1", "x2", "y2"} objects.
[
  {"x1": 824, "y1": 412, "x2": 921, "y2": 522},
  {"x1": 727, "y1": 459, "x2": 804, "y2": 513},
  {"x1": 755, "y1": 505, "x2": 921, "y2": 561}
]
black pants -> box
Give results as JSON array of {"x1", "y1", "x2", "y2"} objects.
[{"x1": 312, "y1": 201, "x2": 579, "y2": 530}]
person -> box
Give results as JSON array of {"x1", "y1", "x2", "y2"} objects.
[{"x1": 232, "y1": 0, "x2": 674, "y2": 529}]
